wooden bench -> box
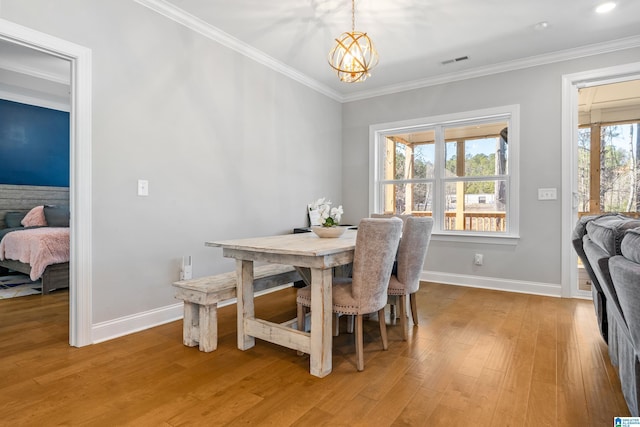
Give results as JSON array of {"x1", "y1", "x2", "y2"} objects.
[{"x1": 172, "y1": 263, "x2": 301, "y2": 352}]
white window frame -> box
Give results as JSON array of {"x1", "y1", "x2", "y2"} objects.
[{"x1": 369, "y1": 105, "x2": 520, "y2": 245}]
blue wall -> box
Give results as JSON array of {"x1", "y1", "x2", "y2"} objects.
[{"x1": 0, "y1": 99, "x2": 70, "y2": 187}]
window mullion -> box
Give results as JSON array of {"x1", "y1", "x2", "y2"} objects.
[{"x1": 434, "y1": 125, "x2": 445, "y2": 232}]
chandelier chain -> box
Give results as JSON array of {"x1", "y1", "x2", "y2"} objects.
[{"x1": 351, "y1": 0, "x2": 355, "y2": 32}]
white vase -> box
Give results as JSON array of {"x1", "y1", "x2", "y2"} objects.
[{"x1": 311, "y1": 226, "x2": 346, "y2": 238}]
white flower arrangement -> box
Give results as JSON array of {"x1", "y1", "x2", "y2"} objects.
[{"x1": 308, "y1": 197, "x2": 343, "y2": 227}]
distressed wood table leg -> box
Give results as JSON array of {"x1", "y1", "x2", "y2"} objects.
[
  {"x1": 236, "y1": 259, "x2": 255, "y2": 350},
  {"x1": 182, "y1": 301, "x2": 199, "y2": 348},
  {"x1": 309, "y1": 267, "x2": 333, "y2": 378}
]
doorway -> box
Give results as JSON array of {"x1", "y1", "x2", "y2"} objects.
[
  {"x1": 561, "y1": 61, "x2": 640, "y2": 298},
  {"x1": 0, "y1": 18, "x2": 92, "y2": 346}
]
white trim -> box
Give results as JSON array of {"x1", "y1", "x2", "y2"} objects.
[
  {"x1": 561, "y1": 61, "x2": 640, "y2": 299},
  {"x1": 0, "y1": 89, "x2": 70, "y2": 112},
  {"x1": 0, "y1": 19, "x2": 93, "y2": 347},
  {"x1": 422, "y1": 271, "x2": 562, "y2": 298},
  {"x1": 430, "y1": 234, "x2": 519, "y2": 245},
  {"x1": 0, "y1": 58, "x2": 70, "y2": 85},
  {"x1": 92, "y1": 303, "x2": 184, "y2": 344},
  {"x1": 92, "y1": 283, "x2": 294, "y2": 344},
  {"x1": 133, "y1": 0, "x2": 342, "y2": 102},
  {"x1": 344, "y1": 36, "x2": 640, "y2": 103}
]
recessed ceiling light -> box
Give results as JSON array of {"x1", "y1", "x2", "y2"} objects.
[
  {"x1": 534, "y1": 21, "x2": 549, "y2": 31},
  {"x1": 595, "y1": 2, "x2": 616, "y2": 13}
]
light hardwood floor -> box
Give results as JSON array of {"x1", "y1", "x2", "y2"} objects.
[{"x1": 0, "y1": 282, "x2": 630, "y2": 426}]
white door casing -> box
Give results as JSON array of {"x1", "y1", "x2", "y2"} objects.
[
  {"x1": 561, "y1": 61, "x2": 640, "y2": 299},
  {"x1": 0, "y1": 18, "x2": 93, "y2": 346}
]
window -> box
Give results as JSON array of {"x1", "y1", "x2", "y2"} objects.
[
  {"x1": 577, "y1": 121, "x2": 640, "y2": 215},
  {"x1": 370, "y1": 105, "x2": 519, "y2": 241}
]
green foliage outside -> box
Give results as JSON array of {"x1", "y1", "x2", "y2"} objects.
[
  {"x1": 445, "y1": 153, "x2": 496, "y2": 193},
  {"x1": 578, "y1": 123, "x2": 640, "y2": 213}
]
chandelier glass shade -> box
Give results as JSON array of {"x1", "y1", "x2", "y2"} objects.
[{"x1": 328, "y1": 0, "x2": 378, "y2": 83}]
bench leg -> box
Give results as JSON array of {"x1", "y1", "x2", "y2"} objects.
[
  {"x1": 199, "y1": 303, "x2": 218, "y2": 352},
  {"x1": 183, "y1": 301, "x2": 199, "y2": 348}
]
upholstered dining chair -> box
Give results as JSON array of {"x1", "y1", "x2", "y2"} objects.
[
  {"x1": 296, "y1": 217, "x2": 403, "y2": 371},
  {"x1": 370, "y1": 213, "x2": 411, "y2": 229},
  {"x1": 388, "y1": 216, "x2": 433, "y2": 341}
]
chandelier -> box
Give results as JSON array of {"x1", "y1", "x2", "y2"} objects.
[{"x1": 328, "y1": 0, "x2": 378, "y2": 83}]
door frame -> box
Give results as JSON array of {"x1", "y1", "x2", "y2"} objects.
[
  {"x1": 561, "y1": 61, "x2": 640, "y2": 298},
  {"x1": 0, "y1": 19, "x2": 93, "y2": 346}
]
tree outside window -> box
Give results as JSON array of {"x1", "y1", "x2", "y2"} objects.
[{"x1": 578, "y1": 122, "x2": 640, "y2": 215}]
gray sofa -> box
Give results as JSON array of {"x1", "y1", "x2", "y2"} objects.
[
  {"x1": 609, "y1": 227, "x2": 640, "y2": 417},
  {"x1": 573, "y1": 214, "x2": 640, "y2": 416}
]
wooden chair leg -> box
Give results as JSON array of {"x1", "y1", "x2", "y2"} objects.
[
  {"x1": 355, "y1": 314, "x2": 364, "y2": 371},
  {"x1": 409, "y1": 293, "x2": 419, "y2": 326},
  {"x1": 297, "y1": 303, "x2": 306, "y2": 332},
  {"x1": 333, "y1": 313, "x2": 340, "y2": 336},
  {"x1": 378, "y1": 308, "x2": 388, "y2": 350},
  {"x1": 297, "y1": 304, "x2": 306, "y2": 356},
  {"x1": 399, "y1": 294, "x2": 408, "y2": 341},
  {"x1": 347, "y1": 315, "x2": 354, "y2": 333},
  {"x1": 389, "y1": 301, "x2": 397, "y2": 325}
]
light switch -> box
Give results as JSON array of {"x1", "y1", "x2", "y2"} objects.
[
  {"x1": 538, "y1": 187, "x2": 557, "y2": 200},
  {"x1": 138, "y1": 179, "x2": 149, "y2": 196}
]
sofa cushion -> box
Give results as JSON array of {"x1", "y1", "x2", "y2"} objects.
[
  {"x1": 585, "y1": 215, "x2": 640, "y2": 256},
  {"x1": 572, "y1": 213, "x2": 616, "y2": 242},
  {"x1": 621, "y1": 228, "x2": 640, "y2": 264}
]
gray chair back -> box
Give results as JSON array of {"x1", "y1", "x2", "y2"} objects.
[
  {"x1": 370, "y1": 213, "x2": 411, "y2": 229},
  {"x1": 351, "y1": 217, "x2": 403, "y2": 314},
  {"x1": 396, "y1": 217, "x2": 434, "y2": 294}
]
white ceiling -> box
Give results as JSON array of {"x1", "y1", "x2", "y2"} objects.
[
  {"x1": 143, "y1": 0, "x2": 640, "y2": 101},
  {"x1": 1, "y1": 1, "x2": 639, "y2": 105}
]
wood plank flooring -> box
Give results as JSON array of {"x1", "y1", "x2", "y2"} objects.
[{"x1": 0, "y1": 282, "x2": 630, "y2": 426}]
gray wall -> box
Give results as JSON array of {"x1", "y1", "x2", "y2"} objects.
[
  {"x1": 2, "y1": 0, "x2": 639, "y2": 331},
  {"x1": 342, "y1": 47, "x2": 640, "y2": 286},
  {"x1": 0, "y1": 0, "x2": 342, "y2": 323}
]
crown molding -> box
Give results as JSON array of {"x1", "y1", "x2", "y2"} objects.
[
  {"x1": 0, "y1": 88, "x2": 70, "y2": 111},
  {"x1": 342, "y1": 35, "x2": 640, "y2": 102},
  {"x1": 134, "y1": 0, "x2": 640, "y2": 104},
  {"x1": 0, "y1": 58, "x2": 70, "y2": 85},
  {"x1": 134, "y1": 0, "x2": 343, "y2": 102}
]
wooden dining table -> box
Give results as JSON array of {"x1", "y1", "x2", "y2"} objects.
[{"x1": 206, "y1": 229, "x2": 357, "y2": 378}]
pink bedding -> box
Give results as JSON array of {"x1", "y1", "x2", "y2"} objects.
[{"x1": 0, "y1": 227, "x2": 70, "y2": 281}]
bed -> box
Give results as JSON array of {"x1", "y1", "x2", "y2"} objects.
[{"x1": 0, "y1": 198, "x2": 70, "y2": 294}]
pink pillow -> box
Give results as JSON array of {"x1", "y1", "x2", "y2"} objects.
[{"x1": 21, "y1": 205, "x2": 48, "y2": 227}]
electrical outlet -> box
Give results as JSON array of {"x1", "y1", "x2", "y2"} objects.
[
  {"x1": 180, "y1": 256, "x2": 192, "y2": 280},
  {"x1": 474, "y1": 253, "x2": 483, "y2": 266},
  {"x1": 538, "y1": 187, "x2": 557, "y2": 200}
]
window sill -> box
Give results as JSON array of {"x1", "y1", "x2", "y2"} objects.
[{"x1": 431, "y1": 232, "x2": 520, "y2": 245}]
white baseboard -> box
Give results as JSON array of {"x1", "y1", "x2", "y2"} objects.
[
  {"x1": 91, "y1": 283, "x2": 294, "y2": 344},
  {"x1": 91, "y1": 302, "x2": 183, "y2": 344},
  {"x1": 91, "y1": 274, "x2": 563, "y2": 345},
  {"x1": 422, "y1": 271, "x2": 562, "y2": 297}
]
